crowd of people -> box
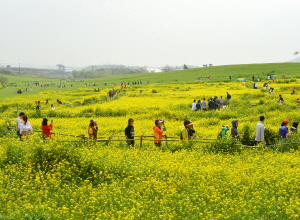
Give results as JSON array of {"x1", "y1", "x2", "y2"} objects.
[
  {"x1": 192, "y1": 92, "x2": 231, "y2": 111},
  {"x1": 14, "y1": 112, "x2": 299, "y2": 146}
]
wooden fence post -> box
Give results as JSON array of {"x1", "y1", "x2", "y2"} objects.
[{"x1": 140, "y1": 135, "x2": 143, "y2": 147}]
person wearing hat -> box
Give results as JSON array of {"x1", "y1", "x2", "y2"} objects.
[
  {"x1": 153, "y1": 119, "x2": 164, "y2": 147},
  {"x1": 180, "y1": 120, "x2": 196, "y2": 140},
  {"x1": 279, "y1": 120, "x2": 290, "y2": 139},
  {"x1": 231, "y1": 120, "x2": 241, "y2": 138},
  {"x1": 219, "y1": 125, "x2": 229, "y2": 139},
  {"x1": 88, "y1": 120, "x2": 98, "y2": 140}
]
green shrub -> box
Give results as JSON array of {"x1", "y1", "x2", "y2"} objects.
[
  {"x1": 241, "y1": 124, "x2": 256, "y2": 146},
  {"x1": 206, "y1": 138, "x2": 243, "y2": 155}
]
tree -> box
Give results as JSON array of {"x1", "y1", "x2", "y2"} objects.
[
  {"x1": 0, "y1": 76, "x2": 8, "y2": 87},
  {"x1": 183, "y1": 64, "x2": 189, "y2": 69},
  {"x1": 161, "y1": 65, "x2": 172, "y2": 72},
  {"x1": 6, "y1": 65, "x2": 11, "y2": 69}
]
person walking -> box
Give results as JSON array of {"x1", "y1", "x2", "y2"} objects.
[
  {"x1": 19, "y1": 115, "x2": 33, "y2": 140},
  {"x1": 36, "y1": 101, "x2": 41, "y2": 110},
  {"x1": 215, "y1": 97, "x2": 221, "y2": 110},
  {"x1": 16, "y1": 112, "x2": 25, "y2": 140},
  {"x1": 201, "y1": 98, "x2": 207, "y2": 111},
  {"x1": 125, "y1": 118, "x2": 135, "y2": 146},
  {"x1": 208, "y1": 99, "x2": 216, "y2": 110},
  {"x1": 279, "y1": 120, "x2": 290, "y2": 139},
  {"x1": 42, "y1": 118, "x2": 54, "y2": 139},
  {"x1": 226, "y1": 92, "x2": 231, "y2": 105},
  {"x1": 255, "y1": 116, "x2": 265, "y2": 143},
  {"x1": 88, "y1": 120, "x2": 98, "y2": 140},
  {"x1": 153, "y1": 119, "x2": 164, "y2": 147},
  {"x1": 192, "y1": 100, "x2": 197, "y2": 111},
  {"x1": 231, "y1": 120, "x2": 241, "y2": 138},
  {"x1": 180, "y1": 120, "x2": 196, "y2": 140},
  {"x1": 219, "y1": 96, "x2": 224, "y2": 109},
  {"x1": 196, "y1": 100, "x2": 201, "y2": 111},
  {"x1": 291, "y1": 122, "x2": 298, "y2": 134},
  {"x1": 279, "y1": 95, "x2": 284, "y2": 105}
]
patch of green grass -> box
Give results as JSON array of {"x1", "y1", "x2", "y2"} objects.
[{"x1": 1, "y1": 62, "x2": 300, "y2": 99}]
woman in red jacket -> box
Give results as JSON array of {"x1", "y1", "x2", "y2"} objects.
[
  {"x1": 42, "y1": 118, "x2": 54, "y2": 139},
  {"x1": 153, "y1": 119, "x2": 164, "y2": 147}
]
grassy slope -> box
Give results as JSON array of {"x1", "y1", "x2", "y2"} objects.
[{"x1": 0, "y1": 62, "x2": 299, "y2": 98}]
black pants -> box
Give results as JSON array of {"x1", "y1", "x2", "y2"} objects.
[
  {"x1": 17, "y1": 131, "x2": 22, "y2": 140},
  {"x1": 155, "y1": 142, "x2": 162, "y2": 147},
  {"x1": 127, "y1": 139, "x2": 134, "y2": 146}
]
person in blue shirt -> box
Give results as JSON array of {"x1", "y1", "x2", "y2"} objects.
[
  {"x1": 291, "y1": 122, "x2": 298, "y2": 134},
  {"x1": 196, "y1": 100, "x2": 201, "y2": 111},
  {"x1": 279, "y1": 120, "x2": 290, "y2": 139}
]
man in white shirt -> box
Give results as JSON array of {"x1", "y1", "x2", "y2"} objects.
[
  {"x1": 255, "y1": 116, "x2": 265, "y2": 143},
  {"x1": 16, "y1": 112, "x2": 25, "y2": 139}
]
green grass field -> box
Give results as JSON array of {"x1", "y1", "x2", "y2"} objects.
[{"x1": 1, "y1": 62, "x2": 300, "y2": 98}]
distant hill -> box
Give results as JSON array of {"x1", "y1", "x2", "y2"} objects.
[{"x1": 288, "y1": 56, "x2": 300, "y2": 62}]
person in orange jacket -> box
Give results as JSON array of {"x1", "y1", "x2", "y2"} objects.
[{"x1": 153, "y1": 119, "x2": 164, "y2": 147}]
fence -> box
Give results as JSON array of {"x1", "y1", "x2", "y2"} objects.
[{"x1": 1, "y1": 118, "x2": 300, "y2": 148}]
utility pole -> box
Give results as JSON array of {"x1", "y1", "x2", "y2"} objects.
[{"x1": 19, "y1": 62, "x2": 20, "y2": 75}]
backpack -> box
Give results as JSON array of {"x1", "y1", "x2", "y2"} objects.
[{"x1": 88, "y1": 127, "x2": 94, "y2": 135}]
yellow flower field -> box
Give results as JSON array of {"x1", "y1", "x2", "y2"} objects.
[{"x1": 0, "y1": 79, "x2": 300, "y2": 219}]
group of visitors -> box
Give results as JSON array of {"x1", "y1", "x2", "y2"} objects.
[
  {"x1": 93, "y1": 88, "x2": 100, "y2": 92},
  {"x1": 192, "y1": 92, "x2": 231, "y2": 111},
  {"x1": 16, "y1": 112, "x2": 53, "y2": 140},
  {"x1": 255, "y1": 116, "x2": 298, "y2": 143},
  {"x1": 34, "y1": 99, "x2": 62, "y2": 111},
  {"x1": 14, "y1": 110, "x2": 299, "y2": 146}
]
